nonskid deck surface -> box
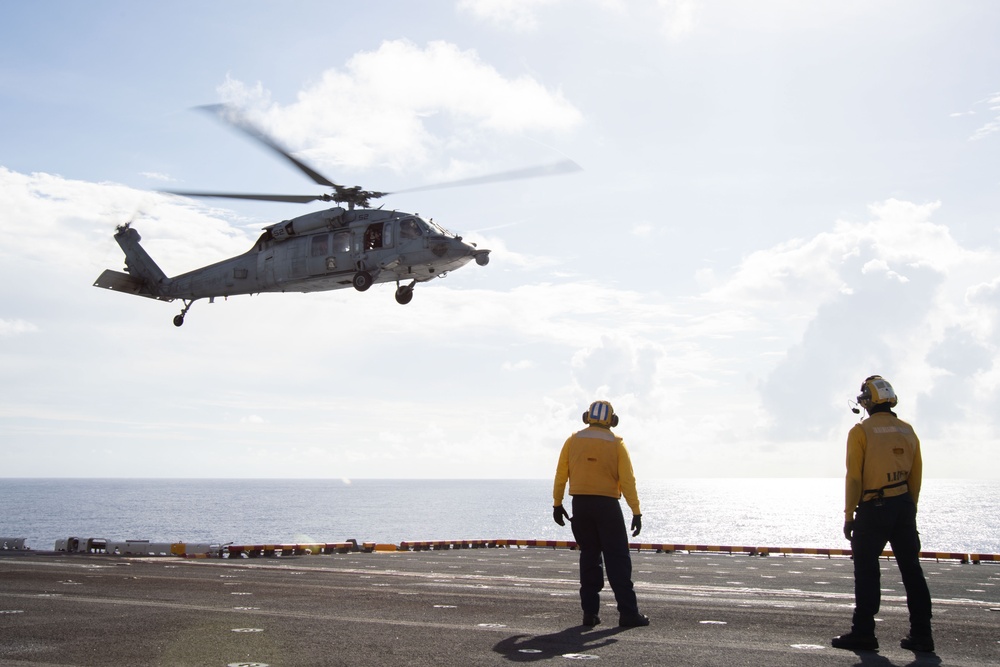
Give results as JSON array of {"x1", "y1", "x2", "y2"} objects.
[{"x1": 0, "y1": 548, "x2": 997, "y2": 666}]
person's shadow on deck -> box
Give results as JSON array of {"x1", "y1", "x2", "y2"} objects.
[
  {"x1": 492, "y1": 625, "x2": 627, "y2": 662},
  {"x1": 847, "y1": 648, "x2": 942, "y2": 667}
]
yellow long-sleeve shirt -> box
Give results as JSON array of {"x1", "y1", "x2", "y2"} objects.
[
  {"x1": 844, "y1": 411, "x2": 922, "y2": 521},
  {"x1": 553, "y1": 425, "x2": 641, "y2": 515}
]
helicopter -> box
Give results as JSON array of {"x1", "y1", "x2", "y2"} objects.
[{"x1": 93, "y1": 105, "x2": 580, "y2": 326}]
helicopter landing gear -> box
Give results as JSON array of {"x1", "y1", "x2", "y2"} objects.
[
  {"x1": 352, "y1": 271, "x2": 373, "y2": 292},
  {"x1": 173, "y1": 299, "x2": 195, "y2": 327},
  {"x1": 395, "y1": 281, "x2": 415, "y2": 305}
]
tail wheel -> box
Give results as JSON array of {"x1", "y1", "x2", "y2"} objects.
[{"x1": 173, "y1": 299, "x2": 195, "y2": 327}]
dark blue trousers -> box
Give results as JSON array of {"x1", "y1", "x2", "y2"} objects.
[
  {"x1": 850, "y1": 494, "x2": 932, "y2": 636},
  {"x1": 570, "y1": 495, "x2": 639, "y2": 616}
]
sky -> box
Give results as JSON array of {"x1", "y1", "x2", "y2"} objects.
[{"x1": 1, "y1": 0, "x2": 998, "y2": 479}]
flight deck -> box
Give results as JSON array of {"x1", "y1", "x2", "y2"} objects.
[{"x1": 1, "y1": 544, "x2": 998, "y2": 666}]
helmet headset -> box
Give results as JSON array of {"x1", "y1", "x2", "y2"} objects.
[
  {"x1": 855, "y1": 375, "x2": 898, "y2": 413},
  {"x1": 582, "y1": 400, "x2": 619, "y2": 428}
]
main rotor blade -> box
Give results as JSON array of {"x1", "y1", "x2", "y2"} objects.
[
  {"x1": 390, "y1": 159, "x2": 582, "y2": 195},
  {"x1": 197, "y1": 104, "x2": 337, "y2": 189},
  {"x1": 162, "y1": 190, "x2": 328, "y2": 204}
]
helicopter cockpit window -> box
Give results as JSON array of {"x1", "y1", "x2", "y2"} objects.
[
  {"x1": 310, "y1": 234, "x2": 329, "y2": 257},
  {"x1": 399, "y1": 218, "x2": 422, "y2": 240},
  {"x1": 424, "y1": 218, "x2": 450, "y2": 236},
  {"x1": 363, "y1": 223, "x2": 384, "y2": 250}
]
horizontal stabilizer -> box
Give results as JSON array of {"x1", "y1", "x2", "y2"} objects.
[{"x1": 93, "y1": 270, "x2": 174, "y2": 302}]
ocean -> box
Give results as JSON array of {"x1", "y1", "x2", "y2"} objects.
[{"x1": 2, "y1": 478, "x2": 997, "y2": 555}]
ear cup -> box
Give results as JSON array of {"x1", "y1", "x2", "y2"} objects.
[
  {"x1": 582, "y1": 411, "x2": 590, "y2": 425},
  {"x1": 610, "y1": 414, "x2": 619, "y2": 427}
]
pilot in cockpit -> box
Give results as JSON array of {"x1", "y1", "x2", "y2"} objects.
[{"x1": 400, "y1": 218, "x2": 422, "y2": 240}]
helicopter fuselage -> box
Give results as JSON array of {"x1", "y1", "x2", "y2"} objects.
[
  {"x1": 94, "y1": 206, "x2": 490, "y2": 325},
  {"x1": 171, "y1": 207, "x2": 486, "y2": 297}
]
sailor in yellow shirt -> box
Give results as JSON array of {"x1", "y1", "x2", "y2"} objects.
[
  {"x1": 832, "y1": 376, "x2": 933, "y2": 654},
  {"x1": 552, "y1": 400, "x2": 648, "y2": 628}
]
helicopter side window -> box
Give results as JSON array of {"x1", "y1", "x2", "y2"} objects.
[
  {"x1": 400, "y1": 218, "x2": 422, "y2": 240},
  {"x1": 332, "y1": 230, "x2": 350, "y2": 253},
  {"x1": 363, "y1": 223, "x2": 384, "y2": 250},
  {"x1": 310, "y1": 234, "x2": 329, "y2": 257}
]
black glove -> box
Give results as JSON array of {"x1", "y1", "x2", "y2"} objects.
[
  {"x1": 843, "y1": 520, "x2": 854, "y2": 541},
  {"x1": 630, "y1": 514, "x2": 642, "y2": 537},
  {"x1": 553, "y1": 505, "x2": 570, "y2": 526}
]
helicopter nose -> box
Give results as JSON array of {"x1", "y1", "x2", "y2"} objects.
[
  {"x1": 432, "y1": 237, "x2": 478, "y2": 259},
  {"x1": 425, "y1": 237, "x2": 487, "y2": 271}
]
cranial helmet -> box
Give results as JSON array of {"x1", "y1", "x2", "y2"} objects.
[
  {"x1": 582, "y1": 400, "x2": 619, "y2": 428},
  {"x1": 857, "y1": 375, "x2": 898, "y2": 411}
]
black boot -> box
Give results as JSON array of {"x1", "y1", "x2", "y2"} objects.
[
  {"x1": 832, "y1": 632, "x2": 879, "y2": 651},
  {"x1": 900, "y1": 634, "x2": 934, "y2": 652},
  {"x1": 619, "y1": 613, "x2": 650, "y2": 627}
]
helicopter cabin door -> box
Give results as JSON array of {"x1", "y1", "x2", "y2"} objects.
[
  {"x1": 361, "y1": 221, "x2": 394, "y2": 252},
  {"x1": 307, "y1": 230, "x2": 352, "y2": 276},
  {"x1": 355, "y1": 221, "x2": 394, "y2": 270}
]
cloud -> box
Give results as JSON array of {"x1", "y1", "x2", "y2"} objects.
[
  {"x1": 571, "y1": 334, "x2": 664, "y2": 401},
  {"x1": 1, "y1": 167, "x2": 997, "y2": 477},
  {"x1": 969, "y1": 91, "x2": 1000, "y2": 141},
  {"x1": 456, "y1": 0, "x2": 560, "y2": 32},
  {"x1": 140, "y1": 171, "x2": 175, "y2": 183},
  {"x1": 967, "y1": 277, "x2": 1000, "y2": 307},
  {"x1": 0, "y1": 319, "x2": 38, "y2": 336},
  {"x1": 457, "y1": 0, "x2": 699, "y2": 37},
  {"x1": 655, "y1": 0, "x2": 698, "y2": 38},
  {"x1": 631, "y1": 222, "x2": 654, "y2": 237},
  {"x1": 744, "y1": 200, "x2": 1000, "y2": 445},
  {"x1": 218, "y1": 40, "x2": 583, "y2": 175},
  {"x1": 0, "y1": 167, "x2": 250, "y2": 275}
]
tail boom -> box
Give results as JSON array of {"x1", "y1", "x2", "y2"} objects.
[
  {"x1": 93, "y1": 269, "x2": 174, "y2": 301},
  {"x1": 93, "y1": 226, "x2": 173, "y2": 300}
]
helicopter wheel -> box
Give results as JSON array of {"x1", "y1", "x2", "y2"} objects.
[
  {"x1": 352, "y1": 271, "x2": 373, "y2": 292},
  {"x1": 173, "y1": 299, "x2": 195, "y2": 327},
  {"x1": 395, "y1": 284, "x2": 414, "y2": 305}
]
